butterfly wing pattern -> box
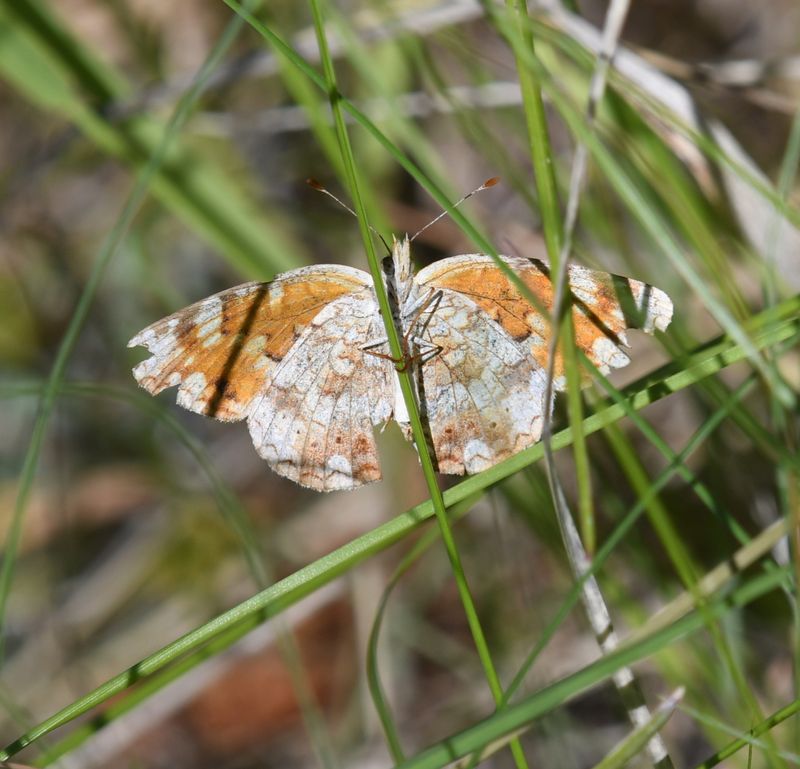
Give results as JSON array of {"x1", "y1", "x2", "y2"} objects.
[
  {"x1": 396, "y1": 284, "x2": 550, "y2": 475},
  {"x1": 129, "y1": 240, "x2": 672, "y2": 491},
  {"x1": 409, "y1": 252, "x2": 672, "y2": 474},
  {"x1": 129, "y1": 265, "x2": 394, "y2": 491}
]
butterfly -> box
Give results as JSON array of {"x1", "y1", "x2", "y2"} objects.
[{"x1": 129, "y1": 235, "x2": 672, "y2": 491}]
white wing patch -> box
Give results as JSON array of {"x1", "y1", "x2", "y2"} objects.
[
  {"x1": 247, "y1": 293, "x2": 394, "y2": 491},
  {"x1": 398, "y1": 288, "x2": 550, "y2": 474}
]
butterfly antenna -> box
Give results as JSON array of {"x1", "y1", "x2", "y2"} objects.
[
  {"x1": 306, "y1": 178, "x2": 390, "y2": 254},
  {"x1": 410, "y1": 177, "x2": 500, "y2": 243}
]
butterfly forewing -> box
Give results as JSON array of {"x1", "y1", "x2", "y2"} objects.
[
  {"x1": 128, "y1": 265, "x2": 376, "y2": 421},
  {"x1": 414, "y1": 254, "x2": 673, "y2": 387}
]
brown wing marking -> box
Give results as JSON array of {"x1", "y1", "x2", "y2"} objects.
[
  {"x1": 415, "y1": 255, "x2": 672, "y2": 384},
  {"x1": 128, "y1": 265, "x2": 374, "y2": 421}
]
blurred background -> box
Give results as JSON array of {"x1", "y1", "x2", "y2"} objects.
[{"x1": 1, "y1": 1, "x2": 799, "y2": 768}]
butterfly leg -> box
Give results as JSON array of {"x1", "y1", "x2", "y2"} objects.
[
  {"x1": 403, "y1": 289, "x2": 442, "y2": 336},
  {"x1": 361, "y1": 289, "x2": 443, "y2": 371},
  {"x1": 401, "y1": 289, "x2": 443, "y2": 368},
  {"x1": 402, "y1": 287, "x2": 439, "y2": 320},
  {"x1": 402, "y1": 288, "x2": 442, "y2": 347},
  {"x1": 361, "y1": 336, "x2": 440, "y2": 372},
  {"x1": 361, "y1": 337, "x2": 443, "y2": 372},
  {"x1": 361, "y1": 338, "x2": 389, "y2": 354},
  {"x1": 361, "y1": 338, "x2": 412, "y2": 369},
  {"x1": 409, "y1": 337, "x2": 443, "y2": 365},
  {"x1": 363, "y1": 341, "x2": 429, "y2": 372}
]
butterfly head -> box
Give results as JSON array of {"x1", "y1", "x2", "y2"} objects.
[{"x1": 381, "y1": 234, "x2": 414, "y2": 307}]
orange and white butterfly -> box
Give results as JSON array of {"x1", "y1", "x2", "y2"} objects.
[{"x1": 129, "y1": 227, "x2": 672, "y2": 491}]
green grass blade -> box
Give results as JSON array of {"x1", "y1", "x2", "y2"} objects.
[
  {"x1": 307, "y1": 2, "x2": 528, "y2": 766},
  {"x1": 590, "y1": 688, "x2": 683, "y2": 769},
  {"x1": 501, "y1": 373, "x2": 761, "y2": 705},
  {"x1": 0, "y1": 1, "x2": 300, "y2": 277},
  {"x1": 692, "y1": 698, "x2": 800, "y2": 769},
  {"x1": 0, "y1": 0, "x2": 270, "y2": 645},
  {"x1": 365, "y1": 494, "x2": 482, "y2": 763},
  {"x1": 504, "y1": 0, "x2": 595, "y2": 553},
  {"x1": 393, "y1": 566, "x2": 788, "y2": 769}
]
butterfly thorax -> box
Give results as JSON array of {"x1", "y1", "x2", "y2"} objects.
[{"x1": 381, "y1": 235, "x2": 418, "y2": 333}]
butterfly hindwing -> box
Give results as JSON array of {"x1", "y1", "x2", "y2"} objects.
[
  {"x1": 398, "y1": 287, "x2": 550, "y2": 474},
  {"x1": 246, "y1": 291, "x2": 394, "y2": 491}
]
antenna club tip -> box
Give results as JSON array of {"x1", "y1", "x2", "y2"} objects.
[
  {"x1": 306, "y1": 177, "x2": 325, "y2": 190},
  {"x1": 483, "y1": 176, "x2": 500, "y2": 188}
]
